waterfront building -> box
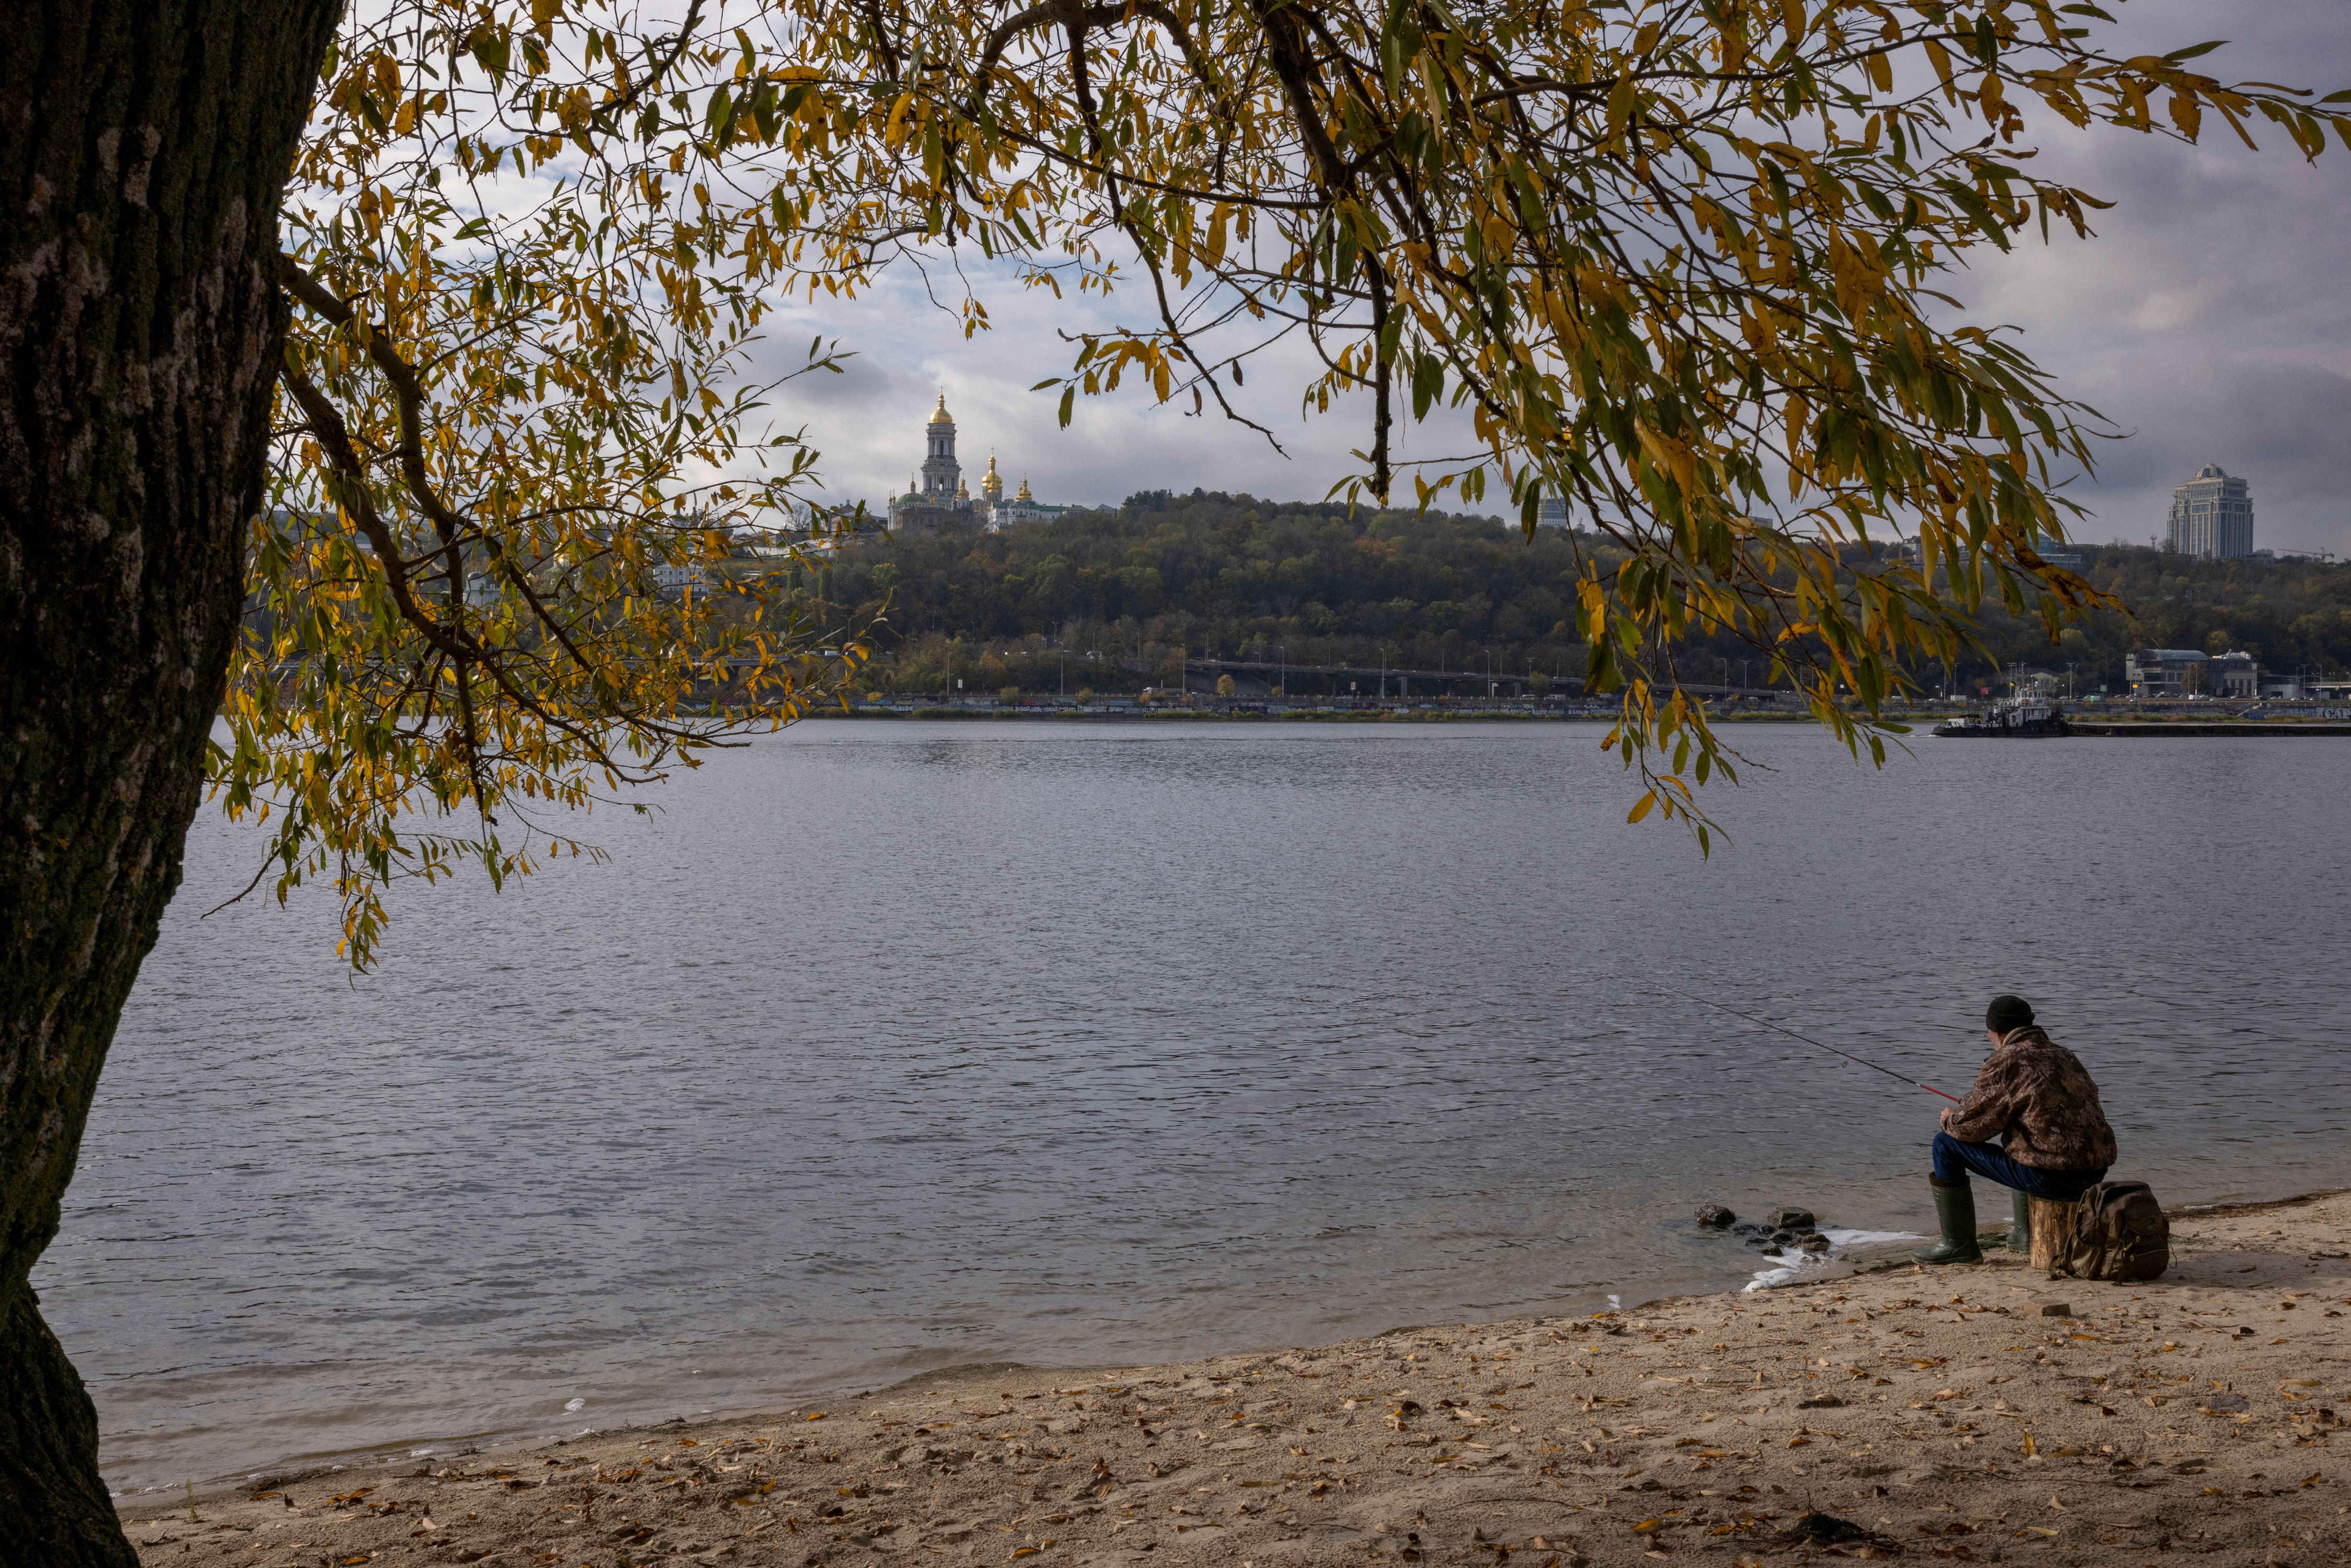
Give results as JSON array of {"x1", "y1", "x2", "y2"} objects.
[
  {"x1": 2126, "y1": 647, "x2": 2268, "y2": 699},
  {"x1": 2166, "y1": 464, "x2": 2255, "y2": 559},
  {"x1": 2125, "y1": 648, "x2": 2208, "y2": 697},
  {"x1": 2260, "y1": 670, "x2": 2308, "y2": 700},
  {"x1": 2205, "y1": 649, "x2": 2258, "y2": 699},
  {"x1": 1537, "y1": 494, "x2": 1569, "y2": 529}
]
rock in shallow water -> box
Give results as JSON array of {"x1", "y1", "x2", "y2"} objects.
[
  {"x1": 1799, "y1": 1234, "x2": 1831, "y2": 1253},
  {"x1": 1694, "y1": 1204, "x2": 1737, "y2": 1229},
  {"x1": 1768, "y1": 1207, "x2": 1818, "y2": 1231}
]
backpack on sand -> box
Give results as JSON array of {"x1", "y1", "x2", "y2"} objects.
[{"x1": 2056, "y1": 1180, "x2": 2170, "y2": 1282}]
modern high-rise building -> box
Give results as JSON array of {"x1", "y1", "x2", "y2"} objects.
[{"x1": 2166, "y1": 464, "x2": 2254, "y2": 558}]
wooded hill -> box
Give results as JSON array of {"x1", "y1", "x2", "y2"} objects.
[{"x1": 800, "y1": 491, "x2": 2351, "y2": 698}]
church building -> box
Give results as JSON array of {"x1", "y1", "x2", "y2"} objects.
[{"x1": 886, "y1": 394, "x2": 1072, "y2": 532}]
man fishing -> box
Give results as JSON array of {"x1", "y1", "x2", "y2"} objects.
[{"x1": 1913, "y1": 995, "x2": 2117, "y2": 1265}]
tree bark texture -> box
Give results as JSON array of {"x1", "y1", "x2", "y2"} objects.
[
  {"x1": 1, "y1": 1, "x2": 341, "y2": 1559},
  {"x1": 2028, "y1": 1193, "x2": 2077, "y2": 1276}
]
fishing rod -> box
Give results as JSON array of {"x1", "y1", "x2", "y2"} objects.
[{"x1": 1669, "y1": 990, "x2": 1964, "y2": 1103}]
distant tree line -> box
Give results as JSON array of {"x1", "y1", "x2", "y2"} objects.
[{"x1": 789, "y1": 491, "x2": 2351, "y2": 699}]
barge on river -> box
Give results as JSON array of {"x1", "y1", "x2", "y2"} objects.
[{"x1": 1931, "y1": 696, "x2": 2070, "y2": 738}]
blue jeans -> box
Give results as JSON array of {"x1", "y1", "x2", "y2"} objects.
[{"x1": 1931, "y1": 1131, "x2": 2105, "y2": 1201}]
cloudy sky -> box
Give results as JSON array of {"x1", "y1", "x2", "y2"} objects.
[{"x1": 750, "y1": 1, "x2": 2350, "y2": 554}]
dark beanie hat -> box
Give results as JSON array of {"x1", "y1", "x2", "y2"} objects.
[{"x1": 1986, "y1": 994, "x2": 2035, "y2": 1033}]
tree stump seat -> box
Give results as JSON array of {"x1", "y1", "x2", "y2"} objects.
[{"x1": 2028, "y1": 1194, "x2": 2077, "y2": 1274}]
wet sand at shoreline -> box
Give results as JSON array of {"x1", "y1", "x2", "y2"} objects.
[{"x1": 125, "y1": 1191, "x2": 2350, "y2": 1568}]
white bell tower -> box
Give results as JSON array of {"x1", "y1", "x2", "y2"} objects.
[{"x1": 921, "y1": 393, "x2": 961, "y2": 503}]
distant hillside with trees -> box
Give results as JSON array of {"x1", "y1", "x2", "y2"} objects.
[
  {"x1": 1952, "y1": 544, "x2": 2351, "y2": 696},
  {"x1": 802, "y1": 491, "x2": 2351, "y2": 699}
]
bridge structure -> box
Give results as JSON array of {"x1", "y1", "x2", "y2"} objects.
[
  {"x1": 686, "y1": 649, "x2": 1788, "y2": 704},
  {"x1": 1159, "y1": 655, "x2": 1783, "y2": 702}
]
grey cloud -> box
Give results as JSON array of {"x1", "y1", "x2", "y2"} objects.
[{"x1": 743, "y1": 263, "x2": 1477, "y2": 515}]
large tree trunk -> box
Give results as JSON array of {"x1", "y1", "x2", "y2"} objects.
[{"x1": 0, "y1": 2, "x2": 342, "y2": 1558}]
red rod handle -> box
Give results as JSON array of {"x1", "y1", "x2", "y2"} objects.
[{"x1": 1925, "y1": 1085, "x2": 1963, "y2": 1104}]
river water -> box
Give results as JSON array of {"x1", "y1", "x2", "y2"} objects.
[{"x1": 41, "y1": 722, "x2": 2349, "y2": 1494}]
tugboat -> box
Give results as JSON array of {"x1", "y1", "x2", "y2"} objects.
[{"x1": 1932, "y1": 694, "x2": 2071, "y2": 738}]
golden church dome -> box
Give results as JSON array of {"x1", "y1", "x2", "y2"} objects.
[
  {"x1": 981, "y1": 453, "x2": 1004, "y2": 498},
  {"x1": 927, "y1": 392, "x2": 954, "y2": 425},
  {"x1": 1016, "y1": 475, "x2": 1033, "y2": 502}
]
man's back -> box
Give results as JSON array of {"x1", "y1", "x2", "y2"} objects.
[{"x1": 1940, "y1": 1025, "x2": 2117, "y2": 1171}]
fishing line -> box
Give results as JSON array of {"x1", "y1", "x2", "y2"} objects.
[{"x1": 1667, "y1": 989, "x2": 1963, "y2": 1103}]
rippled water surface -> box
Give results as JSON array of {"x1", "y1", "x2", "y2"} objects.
[{"x1": 42, "y1": 723, "x2": 2350, "y2": 1492}]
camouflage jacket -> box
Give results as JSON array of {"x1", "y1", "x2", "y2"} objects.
[{"x1": 1939, "y1": 1025, "x2": 2117, "y2": 1171}]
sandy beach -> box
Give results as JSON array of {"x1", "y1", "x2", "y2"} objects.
[{"x1": 124, "y1": 1190, "x2": 2349, "y2": 1567}]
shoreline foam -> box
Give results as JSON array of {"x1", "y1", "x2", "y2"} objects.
[{"x1": 124, "y1": 1190, "x2": 2350, "y2": 1566}]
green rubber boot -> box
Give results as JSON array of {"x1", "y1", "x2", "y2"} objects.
[
  {"x1": 1913, "y1": 1178, "x2": 1983, "y2": 1265},
  {"x1": 2009, "y1": 1188, "x2": 2032, "y2": 1253}
]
